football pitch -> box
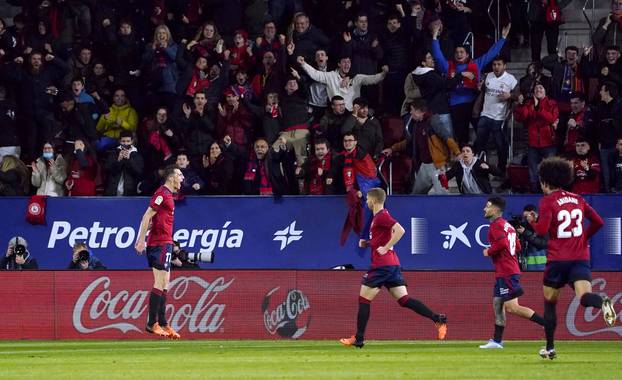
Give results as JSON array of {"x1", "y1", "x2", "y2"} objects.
[{"x1": 1, "y1": 340, "x2": 621, "y2": 379}]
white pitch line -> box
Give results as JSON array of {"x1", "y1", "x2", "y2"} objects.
[{"x1": 0, "y1": 347, "x2": 171, "y2": 355}]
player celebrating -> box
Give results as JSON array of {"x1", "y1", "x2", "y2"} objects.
[
  {"x1": 135, "y1": 165, "x2": 184, "y2": 339},
  {"x1": 340, "y1": 188, "x2": 447, "y2": 348},
  {"x1": 532, "y1": 157, "x2": 616, "y2": 359},
  {"x1": 479, "y1": 197, "x2": 546, "y2": 349}
]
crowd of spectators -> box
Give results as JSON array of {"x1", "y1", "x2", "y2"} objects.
[{"x1": 0, "y1": 0, "x2": 621, "y2": 197}]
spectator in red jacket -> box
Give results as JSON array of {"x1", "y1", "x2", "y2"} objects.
[
  {"x1": 65, "y1": 139, "x2": 98, "y2": 196},
  {"x1": 514, "y1": 83, "x2": 559, "y2": 192},
  {"x1": 217, "y1": 89, "x2": 254, "y2": 150},
  {"x1": 568, "y1": 138, "x2": 601, "y2": 194}
]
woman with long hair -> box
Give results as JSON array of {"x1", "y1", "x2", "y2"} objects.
[
  {"x1": 202, "y1": 142, "x2": 234, "y2": 194},
  {"x1": 65, "y1": 139, "x2": 98, "y2": 196},
  {"x1": 31, "y1": 142, "x2": 67, "y2": 196},
  {"x1": 0, "y1": 155, "x2": 29, "y2": 196}
]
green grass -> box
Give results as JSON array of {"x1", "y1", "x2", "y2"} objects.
[{"x1": 0, "y1": 340, "x2": 620, "y2": 379}]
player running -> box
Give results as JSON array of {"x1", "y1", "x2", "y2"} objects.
[
  {"x1": 532, "y1": 157, "x2": 616, "y2": 359},
  {"x1": 340, "y1": 188, "x2": 447, "y2": 348},
  {"x1": 479, "y1": 197, "x2": 545, "y2": 349},
  {"x1": 135, "y1": 165, "x2": 184, "y2": 339}
]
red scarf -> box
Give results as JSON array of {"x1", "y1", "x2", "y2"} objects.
[
  {"x1": 186, "y1": 69, "x2": 210, "y2": 97},
  {"x1": 342, "y1": 148, "x2": 376, "y2": 192},
  {"x1": 309, "y1": 152, "x2": 332, "y2": 195},
  {"x1": 448, "y1": 60, "x2": 478, "y2": 89},
  {"x1": 244, "y1": 155, "x2": 273, "y2": 195}
]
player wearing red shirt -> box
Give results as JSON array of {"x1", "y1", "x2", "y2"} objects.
[
  {"x1": 479, "y1": 197, "x2": 545, "y2": 349},
  {"x1": 340, "y1": 188, "x2": 447, "y2": 348},
  {"x1": 532, "y1": 157, "x2": 616, "y2": 360},
  {"x1": 135, "y1": 165, "x2": 185, "y2": 339}
]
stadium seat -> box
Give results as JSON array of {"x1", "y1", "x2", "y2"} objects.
[{"x1": 381, "y1": 116, "x2": 405, "y2": 148}]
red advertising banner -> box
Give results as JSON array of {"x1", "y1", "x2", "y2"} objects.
[{"x1": 0, "y1": 271, "x2": 620, "y2": 340}]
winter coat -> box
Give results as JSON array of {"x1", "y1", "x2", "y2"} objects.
[
  {"x1": 341, "y1": 115, "x2": 384, "y2": 159},
  {"x1": 343, "y1": 30, "x2": 383, "y2": 75},
  {"x1": 292, "y1": 25, "x2": 330, "y2": 63},
  {"x1": 104, "y1": 146, "x2": 144, "y2": 196},
  {"x1": 96, "y1": 103, "x2": 139, "y2": 139},
  {"x1": 31, "y1": 155, "x2": 67, "y2": 196},
  {"x1": 514, "y1": 97, "x2": 559, "y2": 148},
  {"x1": 445, "y1": 158, "x2": 501, "y2": 194},
  {"x1": 203, "y1": 154, "x2": 234, "y2": 195},
  {"x1": 217, "y1": 104, "x2": 253, "y2": 147},
  {"x1": 179, "y1": 109, "x2": 216, "y2": 157},
  {"x1": 66, "y1": 150, "x2": 97, "y2": 196},
  {"x1": 412, "y1": 66, "x2": 462, "y2": 115}
]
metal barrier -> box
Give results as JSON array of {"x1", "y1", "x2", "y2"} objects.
[
  {"x1": 582, "y1": 0, "x2": 596, "y2": 34},
  {"x1": 487, "y1": 0, "x2": 500, "y2": 41},
  {"x1": 463, "y1": 32, "x2": 474, "y2": 57}
]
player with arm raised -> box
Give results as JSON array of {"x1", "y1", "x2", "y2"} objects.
[
  {"x1": 532, "y1": 157, "x2": 616, "y2": 360},
  {"x1": 340, "y1": 188, "x2": 447, "y2": 348},
  {"x1": 479, "y1": 197, "x2": 545, "y2": 349}
]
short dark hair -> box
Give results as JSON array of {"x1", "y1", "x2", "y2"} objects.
[
  {"x1": 523, "y1": 204, "x2": 538, "y2": 213},
  {"x1": 492, "y1": 55, "x2": 505, "y2": 64},
  {"x1": 565, "y1": 46, "x2": 580, "y2": 55},
  {"x1": 606, "y1": 45, "x2": 620, "y2": 52},
  {"x1": 331, "y1": 95, "x2": 345, "y2": 103},
  {"x1": 343, "y1": 132, "x2": 356, "y2": 140},
  {"x1": 461, "y1": 143, "x2": 474, "y2": 151},
  {"x1": 119, "y1": 130, "x2": 133, "y2": 139},
  {"x1": 570, "y1": 92, "x2": 586, "y2": 102},
  {"x1": 314, "y1": 137, "x2": 330, "y2": 149},
  {"x1": 409, "y1": 99, "x2": 428, "y2": 111},
  {"x1": 71, "y1": 77, "x2": 85, "y2": 85},
  {"x1": 538, "y1": 157, "x2": 573, "y2": 190},
  {"x1": 455, "y1": 44, "x2": 471, "y2": 55},
  {"x1": 355, "y1": 12, "x2": 368, "y2": 21},
  {"x1": 416, "y1": 50, "x2": 431, "y2": 66},
  {"x1": 163, "y1": 164, "x2": 180, "y2": 181},
  {"x1": 487, "y1": 196, "x2": 506, "y2": 212},
  {"x1": 352, "y1": 97, "x2": 369, "y2": 107},
  {"x1": 602, "y1": 81, "x2": 619, "y2": 98},
  {"x1": 387, "y1": 13, "x2": 400, "y2": 22}
]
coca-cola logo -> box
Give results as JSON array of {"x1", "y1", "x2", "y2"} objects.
[
  {"x1": 262, "y1": 287, "x2": 311, "y2": 339},
  {"x1": 73, "y1": 276, "x2": 235, "y2": 334},
  {"x1": 566, "y1": 278, "x2": 622, "y2": 337}
]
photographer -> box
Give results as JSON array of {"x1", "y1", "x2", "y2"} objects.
[
  {"x1": 171, "y1": 241, "x2": 201, "y2": 270},
  {"x1": 513, "y1": 205, "x2": 547, "y2": 271},
  {"x1": 68, "y1": 242, "x2": 106, "y2": 270},
  {"x1": 1, "y1": 236, "x2": 38, "y2": 270}
]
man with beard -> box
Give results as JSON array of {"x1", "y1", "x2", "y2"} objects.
[{"x1": 2, "y1": 51, "x2": 69, "y2": 160}]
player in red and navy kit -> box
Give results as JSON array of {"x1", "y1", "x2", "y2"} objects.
[
  {"x1": 532, "y1": 157, "x2": 616, "y2": 360},
  {"x1": 340, "y1": 188, "x2": 447, "y2": 348},
  {"x1": 479, "y1": 197, "x2": 545, "y2": 349},
  {"x1": 135, "y1": 165, "x2": 185, "y2": 339}
]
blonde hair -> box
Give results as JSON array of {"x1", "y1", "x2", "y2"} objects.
[
  {"x1": 0, "y1": 155, "x2": 29, "y2": 193},
  {"x1": 367, "y1": 187, "x2": 386, "y2": 204},
  {"x1": 152, "y1": 24, "x2": 173, "y2": 45}
]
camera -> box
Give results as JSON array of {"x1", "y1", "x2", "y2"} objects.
[
  {"x1": 508, "y1": 214, "x2": 527, "y2": 230},
  {"x1": 14, "y1": 244, "x2": 26, "y2": 257},
  {"x1": 173, "y1": 248, "x2": 215, "y2": 264},
  {"x1": 77, "y1": 250, "x2": 90, "y2": 262}
]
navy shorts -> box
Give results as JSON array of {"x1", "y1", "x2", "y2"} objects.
[
  {"x1": 146, "y1": 244, "x2": 172, "y2": 271},
  {"x1": 493, "y1": 275, "x2": 524, "y2": 302},
  {"x1": 362, "y1": 266, "x2": 407, "y2": 289},
  {"x1": 543, "y1": 260, "x2": 592, "y2": 289}
]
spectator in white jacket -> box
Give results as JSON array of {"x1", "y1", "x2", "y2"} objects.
[
  {"x1": 297, "y1": 55, "x2": 388, "y2": 111},
  {"x1": 31, "y1": 142, "x2": 67, "y2": 196}
]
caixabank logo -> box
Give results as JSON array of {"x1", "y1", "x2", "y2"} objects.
[{"x1": 262, "y1": 287, "x2": 311, "y2": 339}]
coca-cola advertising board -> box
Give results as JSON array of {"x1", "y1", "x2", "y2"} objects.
[{"x1": 0, "y1": 271, "x2": 620, "y2": 340}]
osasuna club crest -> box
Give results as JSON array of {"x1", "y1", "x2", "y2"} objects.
[
  {"x1": 29, "y1": 203, "x2": 41, "y2": 215},
  {"x1": 262, "y1": 287, "x2": 311, "y2": 339}
]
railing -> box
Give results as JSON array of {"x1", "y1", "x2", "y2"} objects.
[
  {"x1": 377, "y1": 155, "x2": 392, "y2": 195},
  {"x1": 463, "y1": 32, "x2": 474, "y2": 57},
  {"x1": 488, "y1": 0, "x2": 500, "y2": 41},
  {"x1": 582, "y1": 0, "x2": 596, "y2": 34}
]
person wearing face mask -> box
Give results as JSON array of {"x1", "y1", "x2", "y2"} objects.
[
  {"x1": 201, "y1": 141, "x2": 234, "y2": 195},
  {"x1": 514, "y1": 83, "x2": 559, "y2": 192},
  {"x1": 31, "y1": 142, "x2": 67, "y2": 196},
  {"x1": 567, "y1": 139, "x2": 601, "y2": 194},
  {"x1": 65, "y1": 139, "x2": 97, "y2": 196}
]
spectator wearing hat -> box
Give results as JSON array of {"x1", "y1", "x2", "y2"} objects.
[
  {"x1": 1, "y1": 236, "x2": 38, "y2": 270},
  {"x1": 217, "y1": 88, "x2": 254, "y2": 151}
]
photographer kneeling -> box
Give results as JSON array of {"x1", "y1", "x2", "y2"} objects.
[
  {"x1": 68, "y1": 242, "x2": 107, "y2": 270},
  {"x1": 1, "y1": 236, "x2": 38, "y2": 270},
  {"x1": 513, "y1": 205, "x2": 547, "y2": 271}
]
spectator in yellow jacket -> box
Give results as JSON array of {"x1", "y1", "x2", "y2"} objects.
[{"x1": 95, "y1": 89, "x2": 138, "y2": 151}]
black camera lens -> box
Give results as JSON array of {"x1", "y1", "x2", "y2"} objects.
[
  {"x1": 14, "y1": 244, "x2": 26, "y2": 256},
  {"x1": 78, "y1": 250, "x2": 90, "y2": 262}
]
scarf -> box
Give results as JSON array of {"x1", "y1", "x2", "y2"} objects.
[
  {"x1": 460, "y1": 158, "x2": 482, "y2": 194},
  {"x1": 244, "y1": 155, "x2": 272, "y2": 195},
  {"x1": 309, "y1": 152, "x2": 332, "y2": 195}
]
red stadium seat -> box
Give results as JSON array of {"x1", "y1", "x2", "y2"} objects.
[
  {"x1": 506, "y1": 164, "x2": 530, "y2": 193},
  {"x1": 380, "y1": 153, "x2": 412, "y2": 194}
]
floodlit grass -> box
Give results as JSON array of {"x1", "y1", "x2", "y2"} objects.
[{"x1": 0, "y1": 340, "x2": 620, "y2": 379}]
